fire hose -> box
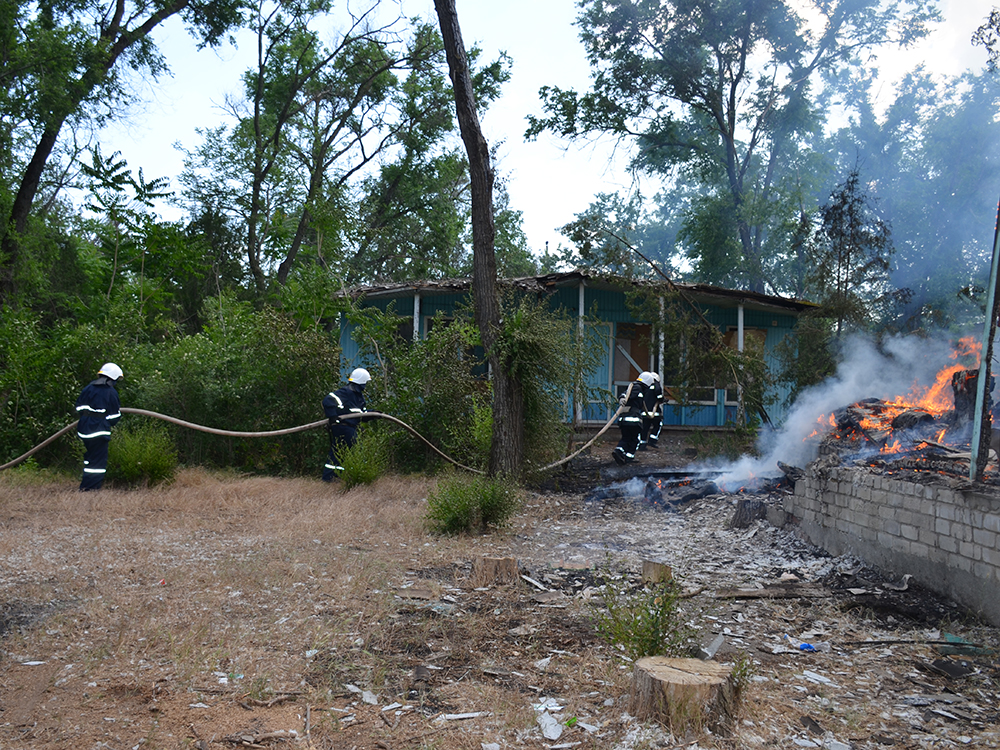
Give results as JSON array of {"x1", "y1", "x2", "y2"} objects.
[{"x1": 0, "y1": 405, "x2": 629, "y2": 476}]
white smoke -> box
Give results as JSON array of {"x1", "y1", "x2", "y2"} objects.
[{"x1": 710, "y1": 333, "x2": 972, "y2": 489}]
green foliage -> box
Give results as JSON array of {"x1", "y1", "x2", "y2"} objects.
[
  {"x1": 0, "y1": 308, "x2": 122, "y2": 471},
  {"x1": 494, "y1": 293, "x2": 603, "y2": 471},
  {"x1": 349, "y1": 303, "x2": 489, "y2": 472},
  {"x1": 687, "y1": 424, "x2": 760, "y2": 461},
  {"x1": 350, "y1": 291, "x2": 610, "y2": 478},
  {"x1": 424, "y1": 474, "x2": 522, "y2": 535},
  {"x1": 107, "y1": 421, "x2": 177, "y2": 488},
  {"x1": 336, "y1": 426, "x2": 391, "y2": 491},
  {"x1": 729, "y1": 651, "x2": 757, "y2": 705},
  {"x1": 625, "y1": 285, "x2": 773, "y2": 428},
  {"x1": 592, "y1": 567, "x2": 695, "y2": 661},
  {"x1": 528, "y1": 0, "x2": 938, "y2": 294},
  {"x1": 807, "y1": 169, "x2": 899, "y2": 337},
  {"x1": 131, "y1": 294, "x2": 340, "y2": 475},
  {"x1": 774, "y1": 313, "x2": 837, "y2": 405}
]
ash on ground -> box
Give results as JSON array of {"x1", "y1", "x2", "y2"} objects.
[{"x1": 511, "y1": 473, "x2": 1000, "y2": 749}]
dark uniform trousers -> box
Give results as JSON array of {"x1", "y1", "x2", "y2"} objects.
[
  {"x1": 75, "y1": 377, "x2": 121, "y2": 491},
  {"x1": 322, "y1": 383, "x2": 367, "y2": 481}
]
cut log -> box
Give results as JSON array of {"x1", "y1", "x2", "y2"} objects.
[
  {"x1": 629, "y1": 656, "x2": 735, "y2": 735},
  {"x1": 472, "y1": 556, "x2": 519, "y2": 586},
  {"x1": 641, "y1": 560, "x2": 673, "y2": 586}
]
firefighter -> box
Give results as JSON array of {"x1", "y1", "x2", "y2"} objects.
[
  {"x1": 322, "y1": 367, "x2": 373, "y2": 481},
  {"x1": 75, "y1": 362, "x2": 123, "y2": 491},
  {"x1": 613, "y1": 371, "x2": 653, "y2": 465},
  {"x1": 640, "y1": 371, "x2": 665, "y2": 450}
]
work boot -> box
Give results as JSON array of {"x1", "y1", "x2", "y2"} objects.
[{"x1": 612, "y1": 447, "x2": 627, "y2": 466}]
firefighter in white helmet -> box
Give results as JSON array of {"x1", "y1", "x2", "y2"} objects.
[
  {"x1": 321, "y1": 367, "x2": 373, "y2": 481},
  {"x1": 75, "y1": 362, "x2": 124, "y2": 491},
  {"x1": 639, "y1": 371, "x2": 664, "y2": 450},
  {"x1": 613, "y1": 371, "x2": 653, "y2": 465}
]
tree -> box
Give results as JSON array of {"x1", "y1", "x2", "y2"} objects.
[
  {"x1": 0, "y1": 0, "x2": 246, "y2": 300},
  {"x1": 527, "y1": 0, "x2": 938, "y2": 293},
  {"x1": 808, "y1": 168, "x2": 898, "y2": 338},
  {"x1": 343, "y1": 36, "x2": 513, "y2": 283},
  {"x1": 180, "y1": 6, "x2": 515, "y2": 293},
  {"x1": 825, "y1": 68, "x2": 1000, "y2": 331},
  {"x1": 973, "y1": 8, "x2": 1000, "y2": 70},
  {"x1": 434, "y1": 0, "x2": 523, "y2": 478}
]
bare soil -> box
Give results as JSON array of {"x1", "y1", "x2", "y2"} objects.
[{"x1": 1, "y1": 437, "x2": 999, "y2": 750}]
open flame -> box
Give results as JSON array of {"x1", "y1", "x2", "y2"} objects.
[{"x1": 805, "y1": 336, "x2": 984, "y2": 456}]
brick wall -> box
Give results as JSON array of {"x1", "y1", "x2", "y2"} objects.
[{"x1": 783, "y1": 467, "x2": 1000, "y2": 626}]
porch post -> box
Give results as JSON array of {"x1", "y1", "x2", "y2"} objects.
[
  {"x1": 658, "y1": 296, "x2": 665, "y2": 379},
  {"x1": 413, "y1": 292, "x2": 421, "y2": 342},
  {"x1": 737, "y1": 303, "x2": 744, "y2": 352},
  {"x1": 577, "y1": 281, "x2": 585, "y2": 423}
]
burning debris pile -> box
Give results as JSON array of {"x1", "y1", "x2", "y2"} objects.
[{"x1": 804, "y1": 337, "x2": 997, "y2": 483}]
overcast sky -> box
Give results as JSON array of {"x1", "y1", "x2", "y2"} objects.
[{"x1": 105, "y1": 0, "x2": 993, "y2": 256}]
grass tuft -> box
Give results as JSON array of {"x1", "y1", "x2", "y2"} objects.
[
  {"x1": 424, "y1": 473, "x2": 522, "y2": 535},
  {"x1": 107, "y1": 421, "x2": 178, "y2": 487}
]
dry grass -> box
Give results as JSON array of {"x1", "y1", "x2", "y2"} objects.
[
  {"x1": 6, "y1": 467, "x2": 994, "y2": 749},
  {"x1": 0, "y1": 469, "x2": 636, "y2": 750}
]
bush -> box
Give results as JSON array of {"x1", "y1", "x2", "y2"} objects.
[
  {"x1": 592, "y1": 568, "x2": 695, "y2": 661},
  {"x1": 425, "y1": 474, "x2": 522, "y2": 535},
  {"x1": 134, "y1": 294, "x2": 341, "y2": 474},
  {"x1": 107, "y1": 421, "x2": 178, "y2": 487},
  {"x1": 337, "y1": 426, "x2": 390, "y2": 490}
]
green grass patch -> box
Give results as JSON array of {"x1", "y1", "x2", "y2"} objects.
[
  {"x1": 107, "y1": 421, "x2": 178, "y2": 487},
  {"x1": 425, "y1": 474, "x2": 522, "y2": 535}
]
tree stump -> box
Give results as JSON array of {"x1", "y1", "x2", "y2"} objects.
[
  {"x1": 641, "y1": 560, "x2": 673, "y2": 586},
  {"x1": 629, "y1": 657, "x2": 735, "y2": 735},
  {"x1": 472, "y1": 556, "x2": 519, "y2": 587},
  {"x1": 729, "y1": 497, "x2": 766, "y2": 529}
]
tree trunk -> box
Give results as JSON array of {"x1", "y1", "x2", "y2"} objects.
[{"x1": 434, "y1": 0, "x2": 523, "y2": 478}]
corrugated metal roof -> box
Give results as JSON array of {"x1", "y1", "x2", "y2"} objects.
[{"x1": 339, "y1": 271, "x2": 816, "y2": 313}]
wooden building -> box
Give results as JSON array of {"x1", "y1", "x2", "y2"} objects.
[{"x1": 338, "y1": 271, "x2": 813, "y2": 427}]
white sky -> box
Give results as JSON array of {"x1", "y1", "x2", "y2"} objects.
[{"x1": 104, "y1": 0, "x2": 992, "y2": 256}]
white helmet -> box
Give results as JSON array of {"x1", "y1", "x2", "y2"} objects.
[
  {"x1": 99, "y1": 362, "x2": 123, "y2": 381},
  {"x1": 638, "y1": 371, "x2": 655, "y2": 386},
  {"x1": 650, "y1": 372, "x2": 660, "y2": 382},
  {"x1": 349, "y1": 368, "x2": 371, "y2": 385}
]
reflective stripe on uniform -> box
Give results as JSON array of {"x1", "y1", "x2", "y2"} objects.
[
  {"x1": 78, "y1": 430, "x2": 112, "y2": 438},
  {"x1": 76, "y1": 405, "x2": 107, "y2": 413}
]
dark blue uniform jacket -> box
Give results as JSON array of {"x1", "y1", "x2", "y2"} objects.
[{"x1": 75, "y1": 378, "x2": 122, "y2": 438}]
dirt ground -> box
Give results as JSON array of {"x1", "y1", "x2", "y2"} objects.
[{"x1": 1, "y1": 433, "x2": 999, "y2": 749}]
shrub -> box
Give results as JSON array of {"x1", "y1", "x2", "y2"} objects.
[
  {"x1": 592, "y1": 568, "x2": 695, "y2": 661},
  {"x1": 107, "y1": 421, "x2": 178, "y2": 487},
  {"x1": 337, "y1": 426, "x2": 390, "y2": 490},
  {"x1": 135, "y1": 294, "x2": 341, "y2": 475},
  {"x1": 425, "y1": 474, "x2": 522, "y2": 535}
]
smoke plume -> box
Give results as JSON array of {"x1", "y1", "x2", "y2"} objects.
[{"x1": 711, "y1": 333, "x2": 972, "y2": 488}]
